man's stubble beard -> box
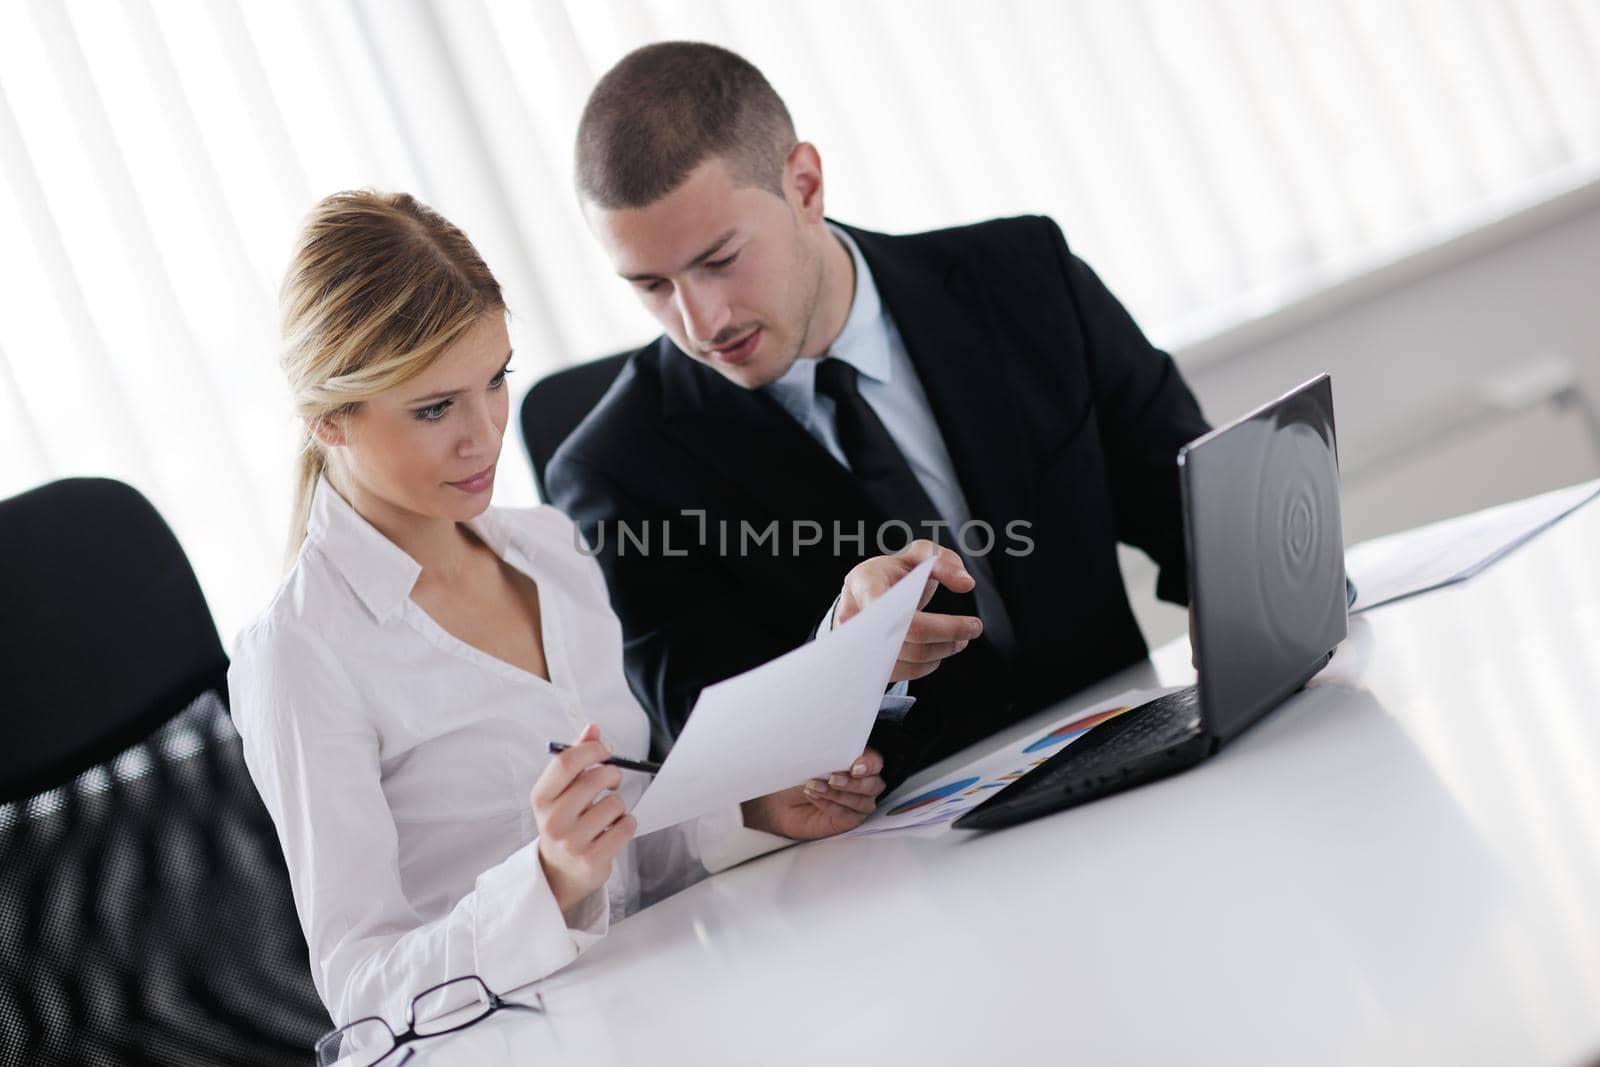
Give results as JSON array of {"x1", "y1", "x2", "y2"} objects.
[{"x1": 771, "y1": 231, "x2": 827, "y2": 385}]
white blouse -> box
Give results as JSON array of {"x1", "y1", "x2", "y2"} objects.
[{"x1": 228, "y1": 476, "x2": 786, "y2": 1028}]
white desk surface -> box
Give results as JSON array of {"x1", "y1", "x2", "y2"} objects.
[{"x1": 410, "y1": 500, "x2": 1600, "y2": 1067}]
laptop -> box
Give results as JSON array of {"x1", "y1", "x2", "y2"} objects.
[{"x1": 953, "y1": 374, "x2": 1350, "y2": 831}]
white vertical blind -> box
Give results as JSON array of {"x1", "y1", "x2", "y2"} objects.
[{"x1": 2, "y1": 0, "x2": 1599, "y2": 646}]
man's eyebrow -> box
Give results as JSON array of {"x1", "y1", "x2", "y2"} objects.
[
  {"x1": 621, "y1": 229, "x2": 738, "y2": 282},
  {"x1": 406, "y1": 350, "x2": 514, "y2": 405}
]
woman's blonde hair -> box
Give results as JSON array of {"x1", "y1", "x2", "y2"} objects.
[{"x1": 278, "y1": 190, "x2": 505, "y2": 568}]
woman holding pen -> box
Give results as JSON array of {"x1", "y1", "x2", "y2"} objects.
[{"x1": 228, "y1": 191, "x2": 976, "y2": 1033}]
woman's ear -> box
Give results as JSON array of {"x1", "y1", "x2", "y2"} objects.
[{"x1": 308, "y1": 413, "x2": 346, "y2": 449}]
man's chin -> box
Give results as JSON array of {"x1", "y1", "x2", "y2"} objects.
[{"x1": 700, "y1": 354, "x2": 781, "y2": 391}]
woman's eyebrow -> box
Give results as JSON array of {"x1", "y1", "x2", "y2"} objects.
[{"x1": 406, "y1": 350, "x2": 514, "y2": 404}]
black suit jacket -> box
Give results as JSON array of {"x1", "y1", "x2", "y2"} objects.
[{"x1": 547, "y1": 216, "x2": 1209, "y2": 775}]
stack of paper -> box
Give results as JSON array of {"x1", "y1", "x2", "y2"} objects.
[{"x1": 1346, "y1": 479, "x2": 1600, "y2": 614}]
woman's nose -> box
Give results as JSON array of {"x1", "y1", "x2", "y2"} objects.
[{"x1": 459, "y1": 397, "x2": 503, "y2": 455}]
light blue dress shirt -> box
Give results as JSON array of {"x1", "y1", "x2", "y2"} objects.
[{"x1": 767, "y1": 225, "x2": 1019, "y2": 665}]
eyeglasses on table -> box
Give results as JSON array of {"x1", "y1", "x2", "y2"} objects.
[{"x1": 314, "y1": 974, "x2": 546, "y2": 1066}]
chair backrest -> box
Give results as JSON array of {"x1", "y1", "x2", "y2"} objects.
[
  {"x1": 519, "y1": 352, "x2": 631, "y2": 500},
  {"x1": 0, "y1": 477, "x2": 331, "y2": 1063},
  {"x1": 0, "y1": 478, "x2": 226, "y2": 802},
  {"x1": 0, "y1": 694, "x2": 333, "y2": 1064}
]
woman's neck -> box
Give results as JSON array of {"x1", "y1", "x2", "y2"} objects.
[{"x1": 327, "y1": 468, "x2": 487, "y2": 585}]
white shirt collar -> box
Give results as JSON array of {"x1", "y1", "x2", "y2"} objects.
[
  {"x1": 305, "y1": 474, "x2": 529, "y2": 622},
  {"x1": 763, "y1": 225, "x2": 893, "y2": 427}
]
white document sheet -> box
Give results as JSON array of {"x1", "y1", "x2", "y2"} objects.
[
  {"x1": 629, "y1": 557, "x2": 934, "y2": 837},
  {"x1": 842, "y1": 687, "x2": 1188, "y2": 836},
  {"x1": 1346, "y1": 479, "x2": 1600, "y2": 614}
]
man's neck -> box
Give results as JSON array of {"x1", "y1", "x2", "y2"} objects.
[{"x1": 800, "y1": 227, "x2": 858, "y2": 360}]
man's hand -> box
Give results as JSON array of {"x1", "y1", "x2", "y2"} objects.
[
  {"x1": 836, "y1": 540, "x2": 983, "y2": 683},
  {"x1": 741, "y1": 748, "x2": 887, "y2": 839}
]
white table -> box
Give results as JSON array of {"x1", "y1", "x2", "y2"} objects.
[{"x1": 409, "y1": 500, "x2": 1600, "y2": 1067}]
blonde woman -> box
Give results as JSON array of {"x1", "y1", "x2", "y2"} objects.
[{"x1": 228, "y1": 191, "x2": 975, "y2": 1030}]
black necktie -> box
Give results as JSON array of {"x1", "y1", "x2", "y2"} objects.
[
  {"x1": 814, "y1": 357, "x2": 947, "y2": 553},
  {"x1": 814, "y1": 356, "x2": 997, "y2": 789}
]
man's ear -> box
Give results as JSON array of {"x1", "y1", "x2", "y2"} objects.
[
  {"x1": 308, "y1": 413, "x2": 346, "y2": 449},
  {"x1": 785, "y1": 142, "x2": 826, "y2": 223}
]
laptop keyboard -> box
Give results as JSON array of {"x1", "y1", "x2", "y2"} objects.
[{"x1": 1022, "y1": 687, "x2": 1203, "y2": 790}]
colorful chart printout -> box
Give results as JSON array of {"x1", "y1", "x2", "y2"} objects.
[
  {"x1": 886, "y1": 778, "x2": 981, "y2": 817},
  {"x1": 1022, "y1": 705, "x2": 1133, "y2": 753},
  {"x1": 843, "y1": 687, "x2": 1185, "y2": 837}
]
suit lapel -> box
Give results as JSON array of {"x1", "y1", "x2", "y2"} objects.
[
  {"x1": 843, "y1": 225, "x2": 1033, "y2": 589},
  {"x1": 655, "y1": 339, "x2": 885, "y2": 536}
]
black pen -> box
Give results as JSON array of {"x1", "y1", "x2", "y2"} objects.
[{"x1": 547, "y1": 741, "x2": 661, "y2": 775}]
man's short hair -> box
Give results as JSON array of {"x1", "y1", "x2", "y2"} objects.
[{"x1": 576, "y1": 42, "x2": 797, "y2": 210}]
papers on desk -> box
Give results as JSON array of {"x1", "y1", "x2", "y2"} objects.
[
  {"x1": 629, "y1": 558, "x2": 934, "y2": 837},
  {"x1": 1346, "y1": 478, "x2": 1600, "y2": 614},
  {"x1": 843, "y1": 686, "x2": 1188, "y2": 837}
]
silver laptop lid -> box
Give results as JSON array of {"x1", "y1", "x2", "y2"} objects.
[{"x1": 1179, "y1": 374, "x2": 1348, "y2": 744}]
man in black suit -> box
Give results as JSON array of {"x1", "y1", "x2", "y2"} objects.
[{"x1": 548, "y1": 42, "x2": 1210, "y2": 787}]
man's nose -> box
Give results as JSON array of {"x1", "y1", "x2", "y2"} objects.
[{"x1": 675, "y1": 280, "x2": 729, "y2": 347}]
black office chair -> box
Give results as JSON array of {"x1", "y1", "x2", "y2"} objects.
[
  {"x1": 519, "y1": 351, "x2": 631, "y2": 500},
  {"x1": 0, "y1": 478, "x2": 331, "y2": 1066}
]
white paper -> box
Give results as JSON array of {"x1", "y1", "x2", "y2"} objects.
[
  {"x1": 629, "y1": 557, "x2": 935, "y2": 837},
  {"x1": 1347, "y1": 479, "x2": 1600, "y2": 614},
  {"x1": 843, "y1": 686, "x2": 1188, "y2": 837}
]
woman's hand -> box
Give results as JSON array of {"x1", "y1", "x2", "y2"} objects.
[
  {"x1": 836, "y1": 540, "x2": 983, "y2": 682},
  {"x1": 531, "y1": 723, "x2": 636, "y2": 912},
  {"x1": 741, "y1": 748, "x2": 887, "y2": 839}
]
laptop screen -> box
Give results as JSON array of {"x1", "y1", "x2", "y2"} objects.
[{"x1": 1179, "y1": 374, "x2": 1349, "y2": 743}]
